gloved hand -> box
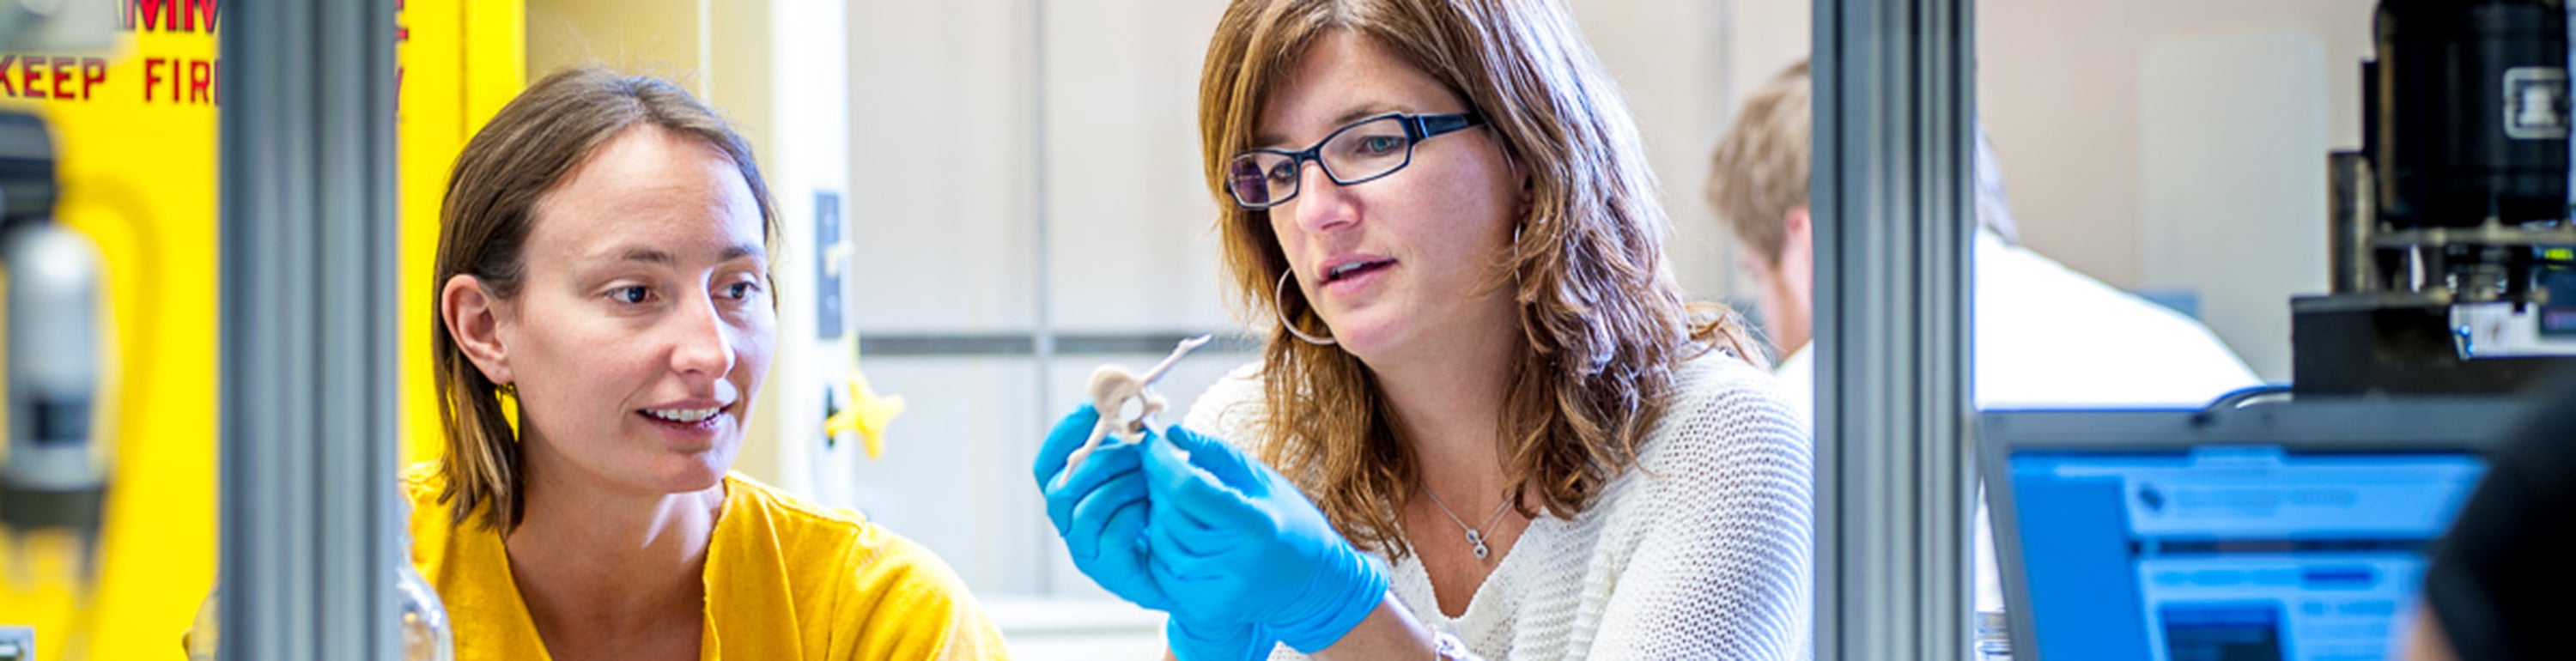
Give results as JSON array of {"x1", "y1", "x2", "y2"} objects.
[
  {"x1": 1033, "y1": 403, "x2": 1170, "y2": 610},
  {"x1": 1141, "y1": 422, "x2": 1389, "y2": 653},
  {"x1": 1165, "y1": 616, "x2": 1276, "y2": 661}
]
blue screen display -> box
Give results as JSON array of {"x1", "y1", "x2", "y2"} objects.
[{"x1": 2008, "y1": 446, "x2": 2483, "y2": 661}]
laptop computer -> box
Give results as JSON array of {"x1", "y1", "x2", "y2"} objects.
[{"x1": 1980, "y1": 398, "x2": 2519, "y2": 661}]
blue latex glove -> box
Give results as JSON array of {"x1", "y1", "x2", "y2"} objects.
[
  {"x1": 1166, "y1": 616, "x2": 1276, "y2": 661},
  {"x1": 1033, "y1": 403, "x2": 1170, "y2": 610},
  {"x1": 1140, "y1": 423, "x2": 1389, "y2": 653}
]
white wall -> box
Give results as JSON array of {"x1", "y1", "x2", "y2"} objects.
[
  {"x1": 1978, "y1": 0, "x2": 2372, "y2": 380},
  {"x1": 2138, "y1": 30, "x2": 2330, "y2": 384},
  {"x1": 526, "y1": 0, "x2": 708, "y2": 90},
  {"x1": 1576, "y1": 0, "x2": 1741, "y2": 303}
]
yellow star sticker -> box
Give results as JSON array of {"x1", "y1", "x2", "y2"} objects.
[{"x1": 823, "y1": 371, "x2": 905, "y2": 458}]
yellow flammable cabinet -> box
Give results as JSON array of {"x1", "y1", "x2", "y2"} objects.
[{"x1": 0, "y1": 1, "x2": 525, "y2": 658}]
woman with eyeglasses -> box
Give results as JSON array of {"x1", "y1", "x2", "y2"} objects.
[{"x1": 1031, "y1": 1, "x2": 1813, "y2": 659}]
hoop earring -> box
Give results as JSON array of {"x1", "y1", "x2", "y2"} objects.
[
  {"x1": 1275, "y1": 270, "x2": 1338, "y2": 346},
  {"x1": 1511, "y1": 220, "x2": 1534, "y2": 283}
]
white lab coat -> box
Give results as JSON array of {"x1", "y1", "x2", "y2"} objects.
[{"x1": 1771, "y1": 229, "x2": 2263, "y2": 612}]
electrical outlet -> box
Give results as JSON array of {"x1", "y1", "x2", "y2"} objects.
[{"x1": 0, "y1": 626, "x2": 33, "y2": 661}]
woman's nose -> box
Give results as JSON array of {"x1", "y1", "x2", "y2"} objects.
[
  {"x1": 667, "y1": 295, "x2": 737, "y2": 378},
  {"x1": 1289, "y1": 161, "x2": 1359, "y2": 234}
]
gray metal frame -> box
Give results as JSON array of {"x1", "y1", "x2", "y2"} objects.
[
  {"x1": 1977, "y1": 399, "x2": 2519, "y2": 661},
  {"x1": 1810, "y1": 0, "x2": 1976, "y2": 658},
  {"x1": 217, "y1": 0, "x2": 402, "y2": 658},
  {"x1": 1027, "y1": 0, "x2": 1060, "y2": 591}
]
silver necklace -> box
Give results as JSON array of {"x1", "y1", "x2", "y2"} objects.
[{"x1": 1422, "y1": 487, "x2": 1514, "y2": 560}]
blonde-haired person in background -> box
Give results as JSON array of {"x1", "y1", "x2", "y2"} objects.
[
  {"x1": 1704, "y1": 58, "x2": 2261, "y2": 618},
  {"x1": 1706, "y1": 59, "x2": 2261, "y2": 420},
  {"x1": 420, "y1": 67, "x2": 1005, "y2": 660},
  {"x1": 1033, "y1": 1, "x2": 1814, "y2": 659}
]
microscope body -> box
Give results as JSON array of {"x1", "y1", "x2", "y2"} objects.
[{"x1": 2296, "y1": 0, "x2": 2576, "y2": 395}]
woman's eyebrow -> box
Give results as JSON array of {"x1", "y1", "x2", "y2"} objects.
[
  {"x1": 1251, "y1": 102, "x2": 1406, "y2": 149},
  {"x1": 617, "y1": 247, "x2": 677, "y2": 265},
  {"x1": 599, "y1": 243, "x2": 763, "y2": 265},
  {"x1": 1329, "y1": 103, "x2": 1401, "y2": 127}
]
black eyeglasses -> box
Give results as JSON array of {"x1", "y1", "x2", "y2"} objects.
[{"x1": 1224, "y1": 112, "x2": 1486, "y2": 209}]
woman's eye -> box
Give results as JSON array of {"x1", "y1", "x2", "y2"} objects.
[
  {"x1": 1361, "y1": 136, "x2": 1402, "y2": 155},
  {"x1": 611, "y1": 285, "x2": 650, "y2": 304},
  {"x1": 726, "y1": 282, "x2": 758, "y2": 300}
]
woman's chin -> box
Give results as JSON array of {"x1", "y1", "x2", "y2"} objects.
[
  {"x1": 630, "y1": 453, "x2": 732, "y2": 494},
  {"x1": 1322, "y1": 319, "x2": 1413, "y2": 366}
]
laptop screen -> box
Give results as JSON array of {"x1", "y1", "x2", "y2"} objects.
[{"x1": 2007, "y1": 445, "x2": 2485, "y2": 661}]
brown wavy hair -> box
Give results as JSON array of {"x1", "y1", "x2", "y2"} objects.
[
  {"x1": 1197, "y1": 0, "x2": 1763, "y2": 560},
  {"x1": 431, "y1": 67, "x2": 779, "y2": 531}
]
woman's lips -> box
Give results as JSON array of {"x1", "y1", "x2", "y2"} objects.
[{"x1": 1320, "y1": 259, "x2": 1394, "y2": 298}]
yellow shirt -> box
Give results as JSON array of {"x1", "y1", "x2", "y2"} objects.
[{"x1": 401, "y1": 464, "x2": 1010, "y2": 660}]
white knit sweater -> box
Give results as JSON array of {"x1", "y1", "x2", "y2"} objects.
[{"x1": 1181, "y1": 351, "x2": 1815, "y2": 660}]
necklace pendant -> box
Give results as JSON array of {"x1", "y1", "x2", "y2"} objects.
[{"x1": 1467, "y1": 530, "x2": 1490, "y2": 560}]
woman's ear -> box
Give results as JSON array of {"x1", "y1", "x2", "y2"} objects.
[
  {"x1": 1503, "y1": 146, "x2": 1535, "y2": 210},
  {"x1": 441, "y1": 274, "x2": 514, "y2": 386}
]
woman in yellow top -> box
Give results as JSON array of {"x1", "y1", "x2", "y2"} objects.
[{"x1": 417, "y1": 67, "x2": 1007, "y2": 661}]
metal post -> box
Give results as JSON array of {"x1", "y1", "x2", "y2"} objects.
[
  {"x1": 217, "y1": 0, "x2": 401, "y2": 658},
  {"x1": 1028, "y1": 0, "x2": 1058, "y2": 589},
  {"x1": 1810, "y1": 0, "x2": 1974, "y2": 658}
]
